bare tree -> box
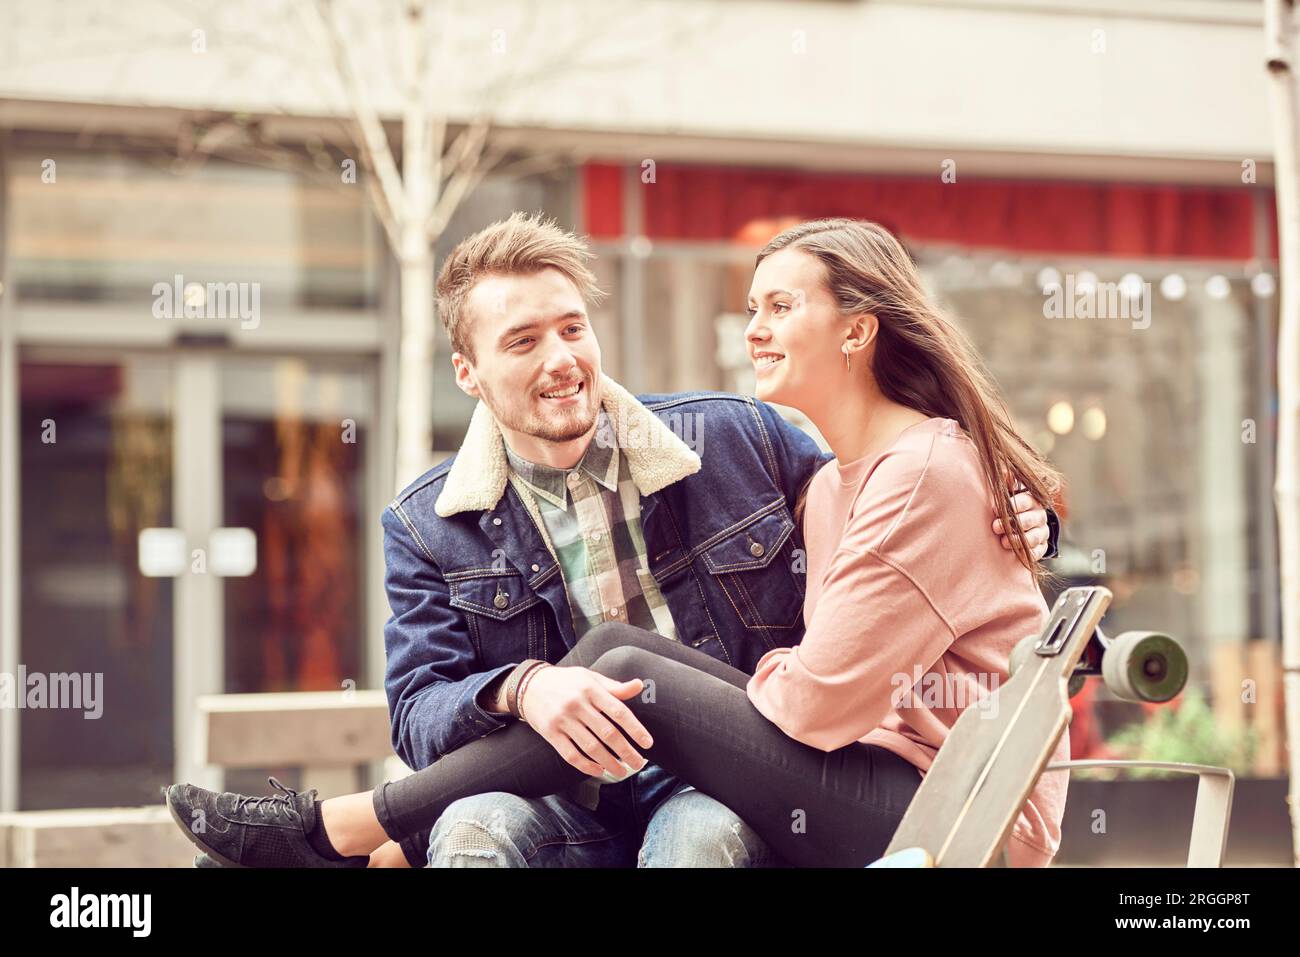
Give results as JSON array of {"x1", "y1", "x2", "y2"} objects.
[
  {"x1": 294, "y1": 0, "x2": 692, "y2": 489},
  {"x1": 1264, "y1": 0, "x2": 1300, "y2": 867},
  {"x1": 7, "y1": 0, "x2": 704, "y2": 489},
  {"x1": 300, "y1": 0, "x2": 459, "y2": 491}
]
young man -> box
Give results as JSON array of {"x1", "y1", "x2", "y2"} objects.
[{"x1": 181, "y1": 212, "x2": 1056, "y2": 868}]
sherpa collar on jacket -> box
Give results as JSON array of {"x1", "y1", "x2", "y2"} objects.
[{"x1": 434, "y1": 374, "x2": 701, "y2": 524}]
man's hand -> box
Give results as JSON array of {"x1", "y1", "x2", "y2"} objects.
[
  {"x1": 992, "y1": 491, "x2": 1051, "y2": 560},
  {"x1": 519, "y1": 665, "x2": 654, "y2": 778}
]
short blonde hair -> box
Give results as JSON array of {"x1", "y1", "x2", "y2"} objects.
[{"x1": 435, "y1": 211, "x2": 604, "y2": 360}]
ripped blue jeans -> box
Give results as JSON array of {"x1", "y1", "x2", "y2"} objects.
[{"x1": 424, "y1": 763, "x2": 782, "y2": 867}]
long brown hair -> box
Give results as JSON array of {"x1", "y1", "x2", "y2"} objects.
[{"x1": 763, "y1": 219, "x2": 1061, "y2": 579}]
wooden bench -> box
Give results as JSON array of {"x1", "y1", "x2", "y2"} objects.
[
  {"x1": 0, "y1": 806, "x2": 195, "y2": 868},
  {"x1": 0, "y1": 690, "x2": 410, "y2": 866},
  {"x1": 196, "y1": 689, "x2": 411, "y2": 797}
]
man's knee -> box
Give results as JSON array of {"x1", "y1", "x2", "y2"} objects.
[
  {"x1": 426, "y1": 793, "x2": 536, "y2": 868},
  {"x1": 638, "y1": 788, "x2": 778, "y2": 868}
]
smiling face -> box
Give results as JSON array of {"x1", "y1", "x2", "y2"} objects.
[
  {"x1": 452, "y1": 267, "x2": 603, "y2": 462},
  {"x1": 745, "y1": 247, "x2": 850, "y2": 413}
]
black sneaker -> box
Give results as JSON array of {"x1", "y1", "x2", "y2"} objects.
[{"x1": 163, "y1": 776, "x2": 369, "y2": 869}]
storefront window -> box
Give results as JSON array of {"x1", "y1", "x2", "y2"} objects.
[
  {"x1": 6, "y1": 142, "x2": 382, "y2": 311},
  {"x1": 920, "y1": 254, "x2": 1269, "y2": 679},
  {"x1": 18, "y1": 357, "x2": 175, "y2": 809}
]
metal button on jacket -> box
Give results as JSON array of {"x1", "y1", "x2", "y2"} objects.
[
  {"x1": 493, "y1": 592, "x2": 509, "y2": 609},
  {"x1": 749, "y1": 541, "x2": 765, "y2": 558}
]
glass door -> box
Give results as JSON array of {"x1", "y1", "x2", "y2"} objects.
[
  {"x1": 17, "y1": 355, "x2": 175, "y2": 808},
  {"x1": 218, "y1": 356, "x2": 374, "y2": 795},
  {"x1": 14, "y1": 349, "x2": 377, "y2": 808}
]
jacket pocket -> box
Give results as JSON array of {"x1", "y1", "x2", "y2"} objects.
[
  {"x1": 447, "y1": 570, "x2": 546, "y2": 665},
  {"x1": 699, "y1": 508, "x2": 804, "y2": 639}
]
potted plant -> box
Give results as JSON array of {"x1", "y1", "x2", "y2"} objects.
[{"x1": 1085, "y1": 688, "x2": 1258, "y2": 779}]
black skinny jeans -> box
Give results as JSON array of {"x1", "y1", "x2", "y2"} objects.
[{"x1": 375, "y1": 622, "x2": 923, "y2": 867}]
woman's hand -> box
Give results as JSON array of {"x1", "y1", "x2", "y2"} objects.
[
  {"x1": 519, "y1": 665, "x2": 654, "y2": 778},
  {"x1": 992, "y1": 491, "x2": 1051, "y2": 559}
]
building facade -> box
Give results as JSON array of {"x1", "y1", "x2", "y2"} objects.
[{"x1": 0, "y1": 0, "x2": 1282, "y2": 809}]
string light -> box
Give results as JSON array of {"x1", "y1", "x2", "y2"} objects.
[
  {"x1": 1081, "y1": 407, "x2": 1107, "y2": 441},
  {"x1": 1250, "y1": 273, "x2": 1276, "y2": 298},
  {"x1": 1119, "y1": 273, "x2": 1144, "y2": 299},
  {"x1": 1047, "y1": 401, "x2": 1075, "y2": 435},
  {"x1": 1160, "y1": 274, "x2": 1187, "y2": 300}
]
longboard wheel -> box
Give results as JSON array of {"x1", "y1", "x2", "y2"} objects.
[{"x1": 1101, "y1": 631, "x2": 1187, "y2": 702}]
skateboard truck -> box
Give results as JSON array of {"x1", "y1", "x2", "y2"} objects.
[{"x1": 1011, "y1": 587, "x2": 1188, "y2": 703}]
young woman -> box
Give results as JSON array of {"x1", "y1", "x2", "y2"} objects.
[{"x1": 168, "y1": 219, "x2": 1069, "y2": 868}]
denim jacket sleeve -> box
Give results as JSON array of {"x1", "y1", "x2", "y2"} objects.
[
  {"x1": 381, "y1": 504, "x2": 516, "y2": 771},
  {"x1": 752, "y1": 399, "x2": 834, "y2": 508}
]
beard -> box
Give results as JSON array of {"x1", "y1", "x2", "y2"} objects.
[{"x1": 478, "y1": 371, "x2": 600, "y2": 444}]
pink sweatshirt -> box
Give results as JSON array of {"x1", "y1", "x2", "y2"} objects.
[{"x1": 746, "y1": 416, "x2": 1069, "y2": 867}]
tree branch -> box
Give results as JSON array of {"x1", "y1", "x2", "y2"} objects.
[{"x1": 296, "y1": 0, "x2": 405, "y2": 251}]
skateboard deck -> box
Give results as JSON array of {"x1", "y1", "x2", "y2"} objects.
[{"x1": 881, "y1": 586, "x2": 1111, "y2": 867}]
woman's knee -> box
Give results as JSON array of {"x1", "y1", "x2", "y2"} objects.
[
  {"x1": 591, "y1": 643, "x2": 658, "y2": 683},
  {"x1": 578, "y1": 620, "x2": 658, "y2": 662}
]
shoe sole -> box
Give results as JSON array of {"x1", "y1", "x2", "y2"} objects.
[{"x1": 163, "y1": 785, "x2": 246, "y2": 869}]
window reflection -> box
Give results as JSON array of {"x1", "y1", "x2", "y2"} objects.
[
  {"x1": 221, "y1": 358, "x2": 372, "y2": 696},
  {"x1": 18, "y1": 358, "x2": 175, "y2": 809}
]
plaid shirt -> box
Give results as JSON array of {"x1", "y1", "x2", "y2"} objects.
[{"x1": 504, "y1": 410, "x2": 679, "y2": 643}]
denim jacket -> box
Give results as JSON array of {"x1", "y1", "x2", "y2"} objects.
[{"x1": 381, "y1": 374, "x2": 1058, "y2": 772}]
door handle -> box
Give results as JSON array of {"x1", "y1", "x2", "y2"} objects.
[
  {"x1": 208, "y1": 527, "x2": 257, "y2": 577},
  {"x1": 136, "y1": 527, "x2": 257, "y2": 577},
  {"x1": 137, "y1": 528, "x2": 188, "y2": 577}
]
